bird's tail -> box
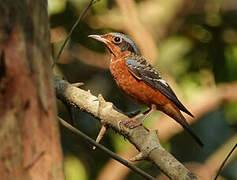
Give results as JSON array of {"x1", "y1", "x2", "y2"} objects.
[
  {"x1": 178, "y1": 115, "x2": 204, "y2": 147},
  {"x1": 162, "y1": 104, "x2": 204, "y2": 147}
]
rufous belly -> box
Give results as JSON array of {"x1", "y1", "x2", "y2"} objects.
[{"x1": 110, "y1": 60, "x2": 172, "y2": 108}]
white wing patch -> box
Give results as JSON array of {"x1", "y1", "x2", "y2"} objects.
[{"x1": 158, "y1": 79, "x2": 168, "y2": 87}]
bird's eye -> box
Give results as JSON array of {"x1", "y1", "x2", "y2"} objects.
[{"x1": 113, "y1": 37, "x2": 122, "y2": 43}]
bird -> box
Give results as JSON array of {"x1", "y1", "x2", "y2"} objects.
[{"x1": 89, "y1": 32, "x2": 204, "y2": 147}]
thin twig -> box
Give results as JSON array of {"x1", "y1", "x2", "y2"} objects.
[
  {"x1": 214, "y1": 143, "x2": 237, "y2": 180},
  {"x1": 58, "y1": 117, "x2": 156, "y2": 180},
  {"x1": 93, "y1": 125, "x2": 107, "y2": 150},
  {"x1": 51, "y1": 0, "x2": 98, "y2": 68}
]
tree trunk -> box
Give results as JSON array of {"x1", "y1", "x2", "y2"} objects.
[{"x1": 0, "y1": 1, "x2": 64, "y2": 180}]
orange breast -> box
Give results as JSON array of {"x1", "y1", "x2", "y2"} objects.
[{"x1": 110, "y1": 60, "x2": 172, "y2": 108}]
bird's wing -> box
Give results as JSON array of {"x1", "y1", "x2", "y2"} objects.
[{"x1": 125, "y1": 58, "x2": 194, "y2": 117}]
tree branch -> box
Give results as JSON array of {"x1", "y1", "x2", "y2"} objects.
[
  {"x1": 58, "y1": 117, "x2": 156, "y2": 180},
  {"x1": 214, "y1": 143, "x2": 237, "y2": 180},
  {"x1": 55, "y1": 76, "x2": 198, "y2": 180},
  {"x1": 97, "y1": 82, "x2": 237, "y2": 180}
]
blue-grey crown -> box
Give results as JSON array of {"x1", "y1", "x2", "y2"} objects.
[{"x1": 109, "y1": 32, "x2": 141, "y2": 55}]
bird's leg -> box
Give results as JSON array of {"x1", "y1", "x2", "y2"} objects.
[
  {"x1": 123, "y1": 105, "x2": 156, "y2": 129},
  {"x1": 122, "y1": 108, "x2": 150, "y2": 126},
  {"x1": 128, "y1": 107, "x2": 155, "y2": 128},
  {"x1": 121, "y1": 114, "x2": 143, "y2": 127}
]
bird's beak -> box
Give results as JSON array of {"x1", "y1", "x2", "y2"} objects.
[
  {"x1": 88, "y1": 34, "x2": 109, "y2": 44},
  {"x1": 88, "y1": 34, "x2": 116, "y2": 56}
]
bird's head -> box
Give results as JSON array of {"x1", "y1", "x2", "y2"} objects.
[{"x1": 88, "y1": 32, "x2": 141, "y2": 58}]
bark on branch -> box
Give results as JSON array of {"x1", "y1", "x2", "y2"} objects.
[{"x1": 55, "y1": 76, "x2": 198, "y2": 180}]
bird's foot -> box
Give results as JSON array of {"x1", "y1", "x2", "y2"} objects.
[
  {"x1": 122, "y1": 119, "x2": 149, "y2": 131},
  {"x1": 125, "y1": 121, "x2": 144, "y2": 129},
  {"x1": 121, "y1": 113, "x2": 143, "y2": 128},
  {"x1": 121, "y1": 107, "x2": 155, "y2": 130}
]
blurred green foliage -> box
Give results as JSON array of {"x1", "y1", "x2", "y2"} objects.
[
  {"x1": 50, "y1": 0, "x2": 237, "y2": 179},
  {"x1": 64, "y1": 154, "x2": 88, "y2": 180}
]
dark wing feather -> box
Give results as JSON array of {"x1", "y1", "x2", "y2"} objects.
[{"x1": 126, "y1": 58, "x2": 194, "y2": 117}]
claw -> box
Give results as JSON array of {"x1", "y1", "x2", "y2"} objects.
[
  {"x1": 122, "y1": 105, "x2": 156, "y2": 129},
  {"x1": 122, "y1": 113, "x2": 143, "y2": 126},
  {"x1": 127, "y1": 121, "x2": 143, "y2": 129}
]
